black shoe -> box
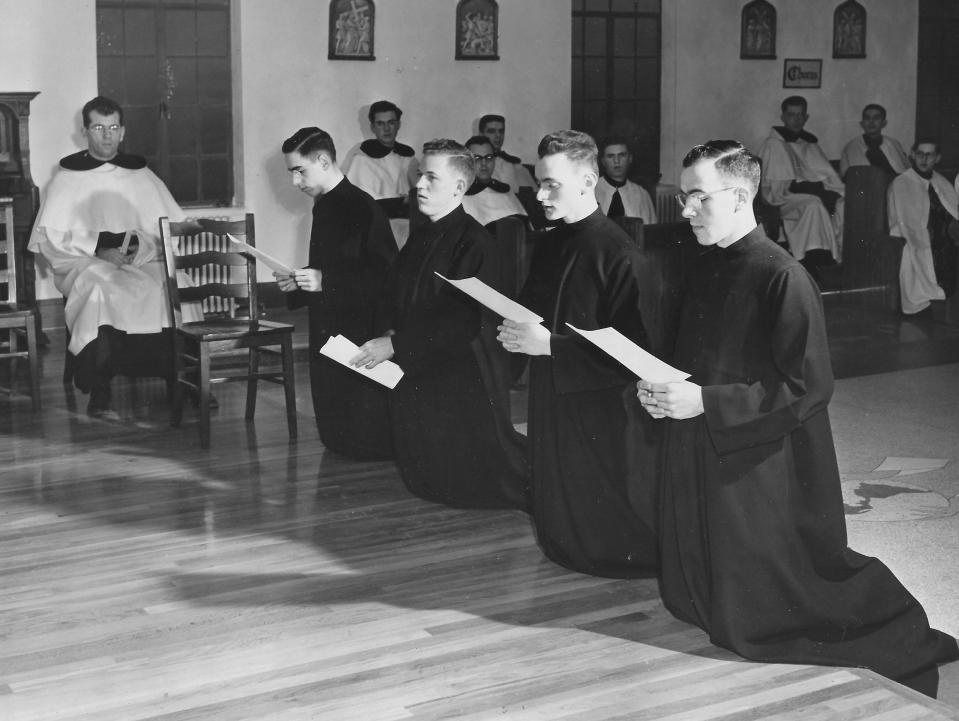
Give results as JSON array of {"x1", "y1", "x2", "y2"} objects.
[{"x1": 87, "y1": 384, "x2": 118, "y2": 419}]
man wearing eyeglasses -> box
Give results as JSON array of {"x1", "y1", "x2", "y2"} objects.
[
  {"x1": 460, "y1": 135, "x2": 527, "y2": 228},
  {"x1": 887, "y1": 138, "x2": 958, "y2": 316},
  {"x1": 29, "y1": 95, "x2": 200, "y2": 419},
  {"x1": 759, "y1": 96, "x2": 845, "y2": 279},
  {"x1": 637, "y1": 140, "x2": 958, "y2": 697},
  {"x1": 344, "y1": 100, "x2": 418, "y2": 249}
]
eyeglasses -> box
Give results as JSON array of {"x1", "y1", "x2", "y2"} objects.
[
  {"x1": 472, "y1": 153, "x2": 495, "y2": 163},
  {"x1": 89, "y1": 124, "x2": 121, "y2": 134},
  {"x1": 675, "y1": 186, "x2": 740, "y2": 209}
]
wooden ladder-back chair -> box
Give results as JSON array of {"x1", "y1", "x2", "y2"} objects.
[
  {"x1": 0, "y1": 197, "x2": 40, "y2": 410},
  {"x1": 158, "y1": 214, "x2": 296, "y2": 448}
]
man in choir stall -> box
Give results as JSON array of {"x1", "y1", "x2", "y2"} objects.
[
  {"x1": 350, "y1": 139, "x2": 528, "y2": 511},
  {"x1": 479, "y1": 114, "x2": 537, "y2": 192},
  {"x1": 594, "y1": 137, "x2": 657, "y2": 224},
  {"x1": 638, "y1": 139, "x2": 959, "y2": 698},
  {"x1": 496, "y1": 130, "x2": 658, "y2": 579},
  {"x1": 759, "y1": 95, "x2": 845, "y2": 279},
  {"x1": 275, "y1": 127, "x2": 397, "y2": 459},
  {"x1": 839, "y1": 103, "x2": 910, "y2": 180},
  {"x1": 343, "y1": 100, "x2": 418, "y2": 249},
  {"x1": 28, "y1": 95, "x2": 202, "y2": 419},
  {"x1": 461, "y1": 135, "x2": 528, "y2": 228},
  {"x1": 887, "y1": 138, "x2": 958, "y2": 316}
]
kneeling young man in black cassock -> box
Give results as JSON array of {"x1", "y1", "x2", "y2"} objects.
[
  {"x1": 351, "y1": 139, "x2": 528, "y2": 510},
  {"x1": 638, "y1": 140, "x2": 958, "y2": 697},
  {"x1": 496, "y1": 130, "x2": 658, "y2": 578}
]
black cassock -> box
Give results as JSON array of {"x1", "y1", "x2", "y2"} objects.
[
  {"x1": 660, "y1": 227, "x2": 958, "y2": 695},
  {"x1": 519, "y1": 209, "x2": 658, "y2": 577},
  {"x1": 288, "y1": 177, "x2": 397, "y2": 460},
  {"x1": 378, "y1": 205, "x2": 528, "y2": 509}
]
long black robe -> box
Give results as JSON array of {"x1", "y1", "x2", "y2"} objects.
[
  {"x1": 660, "y1": 226, "x2": 958, "y2": 695},
  {"x1": 519, "y1": 209, "x2": 658, "y2": 577},
  {"x1": 378, "y1": 205, "x2": 528, "y2": 509},
  {"x1": 288, "y1": 177, "x2": 397, "y2": 460}
]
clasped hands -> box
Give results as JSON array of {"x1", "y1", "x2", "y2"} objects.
[
  {"x1": 273, "y1": 268, "x2": 322, "y2": 293},
  {"x1": 636, "y1": 379, "x2": 705, "y2": 420}
]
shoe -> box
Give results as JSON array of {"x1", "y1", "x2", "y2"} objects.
[
  {"x1": 87, "y1": 384, "x2": 118, "y2": 420},
  {"x1": 187, "y1": 388, "x2": 219, "y2": 409}
]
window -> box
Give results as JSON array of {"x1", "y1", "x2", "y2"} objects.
[
  {"x1": 96, "y1": 0, "x2": 233, "y2": 206},
  {"x1": 571, "y1": 0, "x2": 661, "y2": 185}
]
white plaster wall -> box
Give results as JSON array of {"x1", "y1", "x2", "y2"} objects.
[
  {"x1": 0, "y1": 0, "x2": 98, "y2": 299},
  {"x1": 661, "y1": 0, "x2": 918, "y2": 185}
]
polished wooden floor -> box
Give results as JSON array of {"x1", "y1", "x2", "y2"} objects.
[{"x1": 2, "y1": 304, "x2": 959, "y2": 720}]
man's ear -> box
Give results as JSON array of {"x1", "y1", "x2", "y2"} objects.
[{"x1": 583, "y1": 171, "x2": 597, "y2": 191}]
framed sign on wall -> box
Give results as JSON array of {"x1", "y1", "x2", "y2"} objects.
[{"x1": 783, "y1": 58, "x2": 822, "y2": 89}]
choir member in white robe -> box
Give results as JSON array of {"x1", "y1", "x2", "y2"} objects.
[
  {"x1": 888, "y1": 140, "x2": 959, "y2": 315},
  {"x1": 343, "y1": 100, "x2": 418, "y2": 249},
  {"x1": 839, "y1": 103, "x2": 909, "y2": 179},
  {"x1": 759, "y1": 97, "x2": 844, "y2": 266},
  {"x1": 479, "y1": 114, "x2": 536, "y2": 191},
  {"x1": 461, "y1": 136, "x2": 527, "y2": 227},
  {"x1": 594, "y1": 138, "x2": 657, "y2": 224}
]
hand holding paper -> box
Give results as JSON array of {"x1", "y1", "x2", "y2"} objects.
[
  {"x1": 227, "y1": 233, "x2": 294, "y2": 275},
  {"x1": 566, "y1": 323, "x2": 689, "y2": 383},
  {"x1": 319, "y1": 335, "x2": 403, "y2": 389}
]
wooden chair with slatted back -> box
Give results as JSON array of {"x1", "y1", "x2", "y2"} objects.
[
  {"x1": 158, "y1": 214, "x2": 296, "y2": 448},
  {"x1": 0, "y1": 197, "x2": 40, "y2": 410}
]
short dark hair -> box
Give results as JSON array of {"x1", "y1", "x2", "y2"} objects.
[
  {"x1": 537, "y1": 130, "x2": 599, "y2": 174},
  {"x1": 862, "y1": 103, "x2": 887, "y2": 119},
  {"x1": 422, "y1": 138, "x2": 475, "y2": 186},
  {"x1": 781, "y1": 95, "x2": 807, "y2": 113},
  {"x1": 682, "y1": 140, "x2": 761, "y2": 197},
  {"x1": 464, "y1": 134, "x2": 493, "y2": 149},
  {"x1": 911, "y1": 137, "x2": 940, "y2": 153},
  {"x1": 82, "y1": 96, "x2": 124, "y2": 127},
  {"x1": 368, "y1": 100, "x2": 402, "y2": 123},
  {"x1": 598, "y1": 136, "x2": 631, "y2": 155},
  {"x1": 479, "y1": 114, "x2": 505, "y2": 132},
  {"x1": 281, "y1": 127, "x2": 337, "y2": 162}
]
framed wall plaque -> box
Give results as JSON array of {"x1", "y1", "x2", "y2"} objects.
[
  {"x1": 833, "y1": 0, "x2": 866, "y2": 59},
  {"x1": 741, "y1": 0, "x2": 776, "y2": 60},
  {"x1": 783, "y1": 58, "x2": 822, "y2": 89},
  {"x1": 456, "y1": 0, "x2": 498, "y2": 61},
  {"x1": 329, "y1": 0, "x2": 375, "y2": 60}
]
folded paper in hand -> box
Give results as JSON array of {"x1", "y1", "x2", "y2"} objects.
[
  {"x1": 226, "y1": 233, "x2": 294, "y2": 275},
  {"x1": 434, "y1": 273, "x2": 543, "y2": 324},
  {"x1": 319, "y1": 334, "x2": 404, "y2": 389},
  {"x1": 566, "y1": 323, "x2": 689, "y2": 383}
]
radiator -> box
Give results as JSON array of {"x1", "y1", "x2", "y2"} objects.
[{"x1": 655, "y1": 183, "x2": 682, "y2": 224}]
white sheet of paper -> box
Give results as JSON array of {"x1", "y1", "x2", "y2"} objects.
[
  {"x1": 566, "y1": 323, "x2": 690, "y2": 383},
  {"x1": 226, "y1": 233, "x2": 294, "y2": 275},
  {"x1": 435, "y1": 273, "x2": 543, "y2": 324},
  {"x1": 318, "y1": 334, "x2": 404, "y2": 389}
]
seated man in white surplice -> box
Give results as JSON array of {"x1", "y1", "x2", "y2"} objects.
[
  {"x1": 760, "y1": 95, "x2": 845, "y2": 279},
  {"x1": 461, "y1": 135, "x2": 527, "y2": 228},
  {"x1": 29, "y1": 96, "x2": 200, "y2": 417}
]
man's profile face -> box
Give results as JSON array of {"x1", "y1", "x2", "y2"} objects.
[
  {"x1": 467, "y1": 141, "x2": 496, "y2": 184},
  {"x1": 415, "y1": 154, "x2": 465, "y2": 221},
  {"x1": 860, "y1": 108, "x2": 887, "y2": 137},
  {"x1": 781, "y1": 104, "x2": 808, "y2": 134},
  {"x1": 482, "y1": 120, "x2": 505, "y2": 151},
  {"x1": 371, "y1": 111, "x2": 400, "y2": 147},
  {"x1": 285, "y1": 150, "x2": 328, "y2": 198},
  {"x1": 84, "y1": 110, "x2": 125, "y2": 161},
  {"x1": 678, "y1": 159, "x2": 741, "y2": 247},
  {"x1": 534, "y1": 152, "x2": 595, "y2": 223},
  {"x1": 600, "y1": 144, "x2": 631, "y2": 183},
  {"x1": 910, "y1": 143, "x2": 940, "y2": 175}
]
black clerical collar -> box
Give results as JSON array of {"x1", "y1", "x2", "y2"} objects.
[
  {"x1": 862, "y1": 134, "x2": 885, "y2": 149},
  {"x1": 465, "y1": 178, "x2": 510, "y2": 195},
  {"x1": 424, "y1": 203, "x2": 467, "y2": 231},
  {"x1": 773, "y1": 126, "x2": 819, "y2": 144},
  {"x1": 912, "y1": 166, "x2": 934, "y2": 181},
  {"x1": 59, "y1": 150, "x2": 147, "y2": 170},
  {"x1": 496, "y1": 149, "x2": 521, "y2": 164},
  {"x1": 360, "y1": 139, "x2": 415, "y2": 158},
  {"x1": 563, "y1": 206, "x2": 605, "y2": 228},
  {"x1": 601, "y1": 174, "x2": 628, "y2": 189}
]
